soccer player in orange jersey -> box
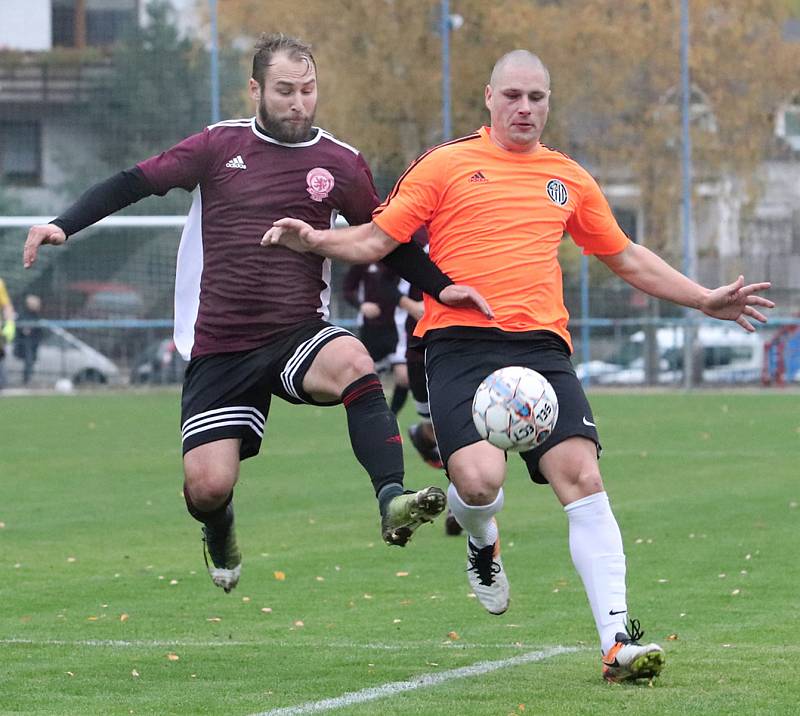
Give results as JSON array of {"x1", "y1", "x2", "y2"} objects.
[{"x1": 262, "y1": 50, "x2": 774, "y2": 682}]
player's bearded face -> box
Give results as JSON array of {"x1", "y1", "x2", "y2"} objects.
[{"x1": 257, "y1": 55, "x2": 318, "y2": 143}]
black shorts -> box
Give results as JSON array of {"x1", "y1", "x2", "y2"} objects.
[
  {"x1": 359, "y1": 323, "x2": 399, "y2": 364},
  {"x1": 424, "y1": 333, "x2": 601, "y2": 484},
  {"x1": 181, "y1": 320, "x2": 353, "y2": 460}
]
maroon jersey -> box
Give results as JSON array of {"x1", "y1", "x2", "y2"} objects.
[{"x1": 137, "y1": 117, "x2": 380, "y2": 358}]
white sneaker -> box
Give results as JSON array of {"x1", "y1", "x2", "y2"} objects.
[
  {"x1": 602, "y1": 619, "x2": 665, "y2": 682},
  {"x1": 466, "y1": 538, "x2": 509, "y2": 615}
]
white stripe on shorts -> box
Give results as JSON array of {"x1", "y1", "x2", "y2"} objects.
[
  {"x1": 182, "y1": 418, "x2": 264, "y2": 442},
  {"x1": 181, "y1": 405, "x2": 266, "y2": 441},
  {"x1": 280, "y1": 325, "x2": 352, "y2": 400}
]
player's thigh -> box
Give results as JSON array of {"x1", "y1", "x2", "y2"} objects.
[
  {"x1": 518, "y1": 368, "x2": 601, "y2": 486},
  {"x1": 538, "y1": 436, "x2": 604, "y2": 506},
  {"x1": 181, "y1": 349, "x2": 273, "y2": 464},
  {"x1": 424, "y1": 338, "x2": 508, "y2": 469},
  {"x1": 261, "y1": 321, "x2": 371, "y2": 403}
]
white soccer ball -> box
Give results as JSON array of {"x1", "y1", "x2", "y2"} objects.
[{"x1": 471, "y1": 366, "x2": 558, "y2": 452}]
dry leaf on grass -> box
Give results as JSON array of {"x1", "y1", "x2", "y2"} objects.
[
  {"x1": 447, "y1": 631, "x2": 460, "y2": 640},
  {"x1": 166, "y1": 653, "x2": 180, "y2": 661},
  {"x1": 274, "y1": 571, "x2": 286, "y2": 581}
]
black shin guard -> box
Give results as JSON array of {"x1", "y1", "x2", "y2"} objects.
[{"x1": 342, "y1": 374, "x2": 405, "y2": 503}]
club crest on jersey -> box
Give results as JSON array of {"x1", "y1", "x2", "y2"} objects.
[
  {"x1": 546, "y1": 179, "x2": 568, "y2": 206},
  {"x1": 306, "y1": 167, "x2": 335, "y2": 202}
]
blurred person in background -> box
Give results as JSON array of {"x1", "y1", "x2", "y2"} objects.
[
  {"x1": 14, "y1": 294, "x2": 44, "y2": 385},
  {"x1": 0, "y1": 278, "x2": 16, "y2": 391}
]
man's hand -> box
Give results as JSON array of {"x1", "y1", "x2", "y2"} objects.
[
  {"x1": 360, "y1": 301, "x2": 381, "y2": 319},
  {"x1": 261, "y1": 218, "x2": 321, "y2": 254},
  {"x1": 24, "y1": 224, "x2": 67, "y2": 268},
  {"x1": 399, "y1": 297, "x2": 424, "y2": 321},
  {"x1": 700, "y1": 275, "x2": 774, "y2": 332},
  {"x1": 439, "y1": 284, "x2": 494, "y2": 320}
]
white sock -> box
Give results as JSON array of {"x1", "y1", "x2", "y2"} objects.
[
  {"x1": 447, "y1": 483, "x2": 503, "y2": 548},
  {"x1": 564, "y1": 491, "x2": 628, "y2": 654}
]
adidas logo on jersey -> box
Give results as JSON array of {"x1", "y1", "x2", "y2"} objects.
[
  {"x1": 468, "y1": 171, "x2": 488, "y2": 183},
  {"x1": 225, "y1": 155, "x2": 247, "y2": 170}
]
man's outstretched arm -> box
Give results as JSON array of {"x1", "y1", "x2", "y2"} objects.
[
  {"x1": 24, "y1": 168, "x2": 155, "y2": 268},
  {"x1": 262, "y1": 218, "x2": 493, "y2": 318},
  {"x1": 598, "y1": 242, "x2": 774, "y2": 331}
]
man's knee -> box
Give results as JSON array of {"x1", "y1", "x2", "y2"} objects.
[
  {"x1": 183, "y1": 441, "x2": 240, "y2": 510},
  {"x1": 342, "y1": 346, "x2": 376, "y2": 383},
  {"x1": 448, "y1": 444, "x2": 506, "y2": 506}
]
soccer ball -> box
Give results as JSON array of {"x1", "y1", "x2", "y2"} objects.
[{"x1": 471, "y1": 366, "x2": 559, "y2": 452}]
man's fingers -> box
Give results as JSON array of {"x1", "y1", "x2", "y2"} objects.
[
  {"x1": 736, "y1": 315, "x2": 755, "y2": 332},
  {"x1": 739, "y1": 281, "x2": 771, "y2": 295},
  {"x1": 468, "y1": 288, "x2": 494, "y2": 319},
  {"x1": 743, "y1": 305, "x2": 768, "y2": 323},
  {"x1": 744, "y1": 294, "x2": 774, "y2": 308}
]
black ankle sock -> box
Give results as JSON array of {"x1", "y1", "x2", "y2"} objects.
[
  {"x1": 377, "y1": 483, "x2": 404, "y2": 516},
  {"x1": 390, "y1": 385, "x2": 409, "y2": 415},
  {"x1": 183, "y1": 484, "x2": 233, "y2": 529},
  {"x1": 342, "y1": 373, "x2": 405, "y2": 507}
]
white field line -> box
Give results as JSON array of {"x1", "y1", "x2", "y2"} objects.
[
  {"x1": 248, "y1": 645, "x2": 579, "y2": 716},
  {"x1": 0, "y1": 637, "x2": 563, "y2": 651}
]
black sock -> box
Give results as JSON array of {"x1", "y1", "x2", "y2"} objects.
[
  {"x1": 183, "y1": 484, "x2": 233, "y2": 530},
  {"x1": 389, "y1": 385, "x2": 409, "y2": 415},
  {"x1": 342, "y1": 373, "x2": 405, "y2": 513}
]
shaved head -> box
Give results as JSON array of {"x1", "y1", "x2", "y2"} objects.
[{"x1": 490, "y1": 50, "x2": 550, "y2": 89}]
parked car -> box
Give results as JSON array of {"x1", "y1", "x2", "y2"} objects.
[
  {"x1": 575, "y1": 325, "x2": 765, "y2": 385},
  {"x1": 64, "y1": 281, "x2": 145, "y2": 320},
  {"x1": 130, "y1": 338, "x2": 188, "y2": 384},
  {"x1": 4, "y1": 324, "x2": 121, "y2": 386}
]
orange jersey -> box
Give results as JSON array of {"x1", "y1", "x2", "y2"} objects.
[{"x1": 373, "y1": 126, "x2": 629, "y2": 351}]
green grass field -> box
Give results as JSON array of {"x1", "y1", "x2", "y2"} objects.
[{"x1": 1, "y1": 389, "x2": 798, "y2": 715}]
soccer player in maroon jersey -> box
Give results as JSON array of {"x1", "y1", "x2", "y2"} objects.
[{"x1": 22, "y1": 33, "x2": 491, "y2": 594}]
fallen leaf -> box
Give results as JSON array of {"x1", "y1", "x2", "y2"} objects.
[
  {"x1": 66, "y1": 671, "x2": 75, "y2": 677},
  {"x1": 260, "y1": 607, "x2": 272, "y2": 614},
  {"x1": 395, "y1": 571, "x2": 409, "y2": 577},
  {"x1": 447, "y1": 631, "x2": 460, "y2": 640},
  {"x1": 315, "y1": 576, "x2": 324, "y2": 582},
  {"x1": 363, "y1": 594, "x2": 373, "y2": 600},
  {"x1": 274, "y1": 571, "x2": 286, "y2": 581},
  {"x1": 131, "y1": 669, "x2": 140, "y2": 678},
  {"x1": 667, "y1": 633, "x2": 679, "y2": 641},
  {"x1": 393, "y1": 618, "x2": 402, "y2": 624},
  {"x1": 67, "y1": 557, "x2": 76, "y2": 563},
  {"x1": 294, "y1": 620, "x2": 304, "y2": 627},
  {"x1": 242, "y1": 597, "x2": 251, "y2": 603},
  {"x1": 0, "y1": 522, "x2": 5, "y2": 528},
  {"x1": 731, "y1": 589, "x2": 740, "y2": 596},
  {"x1": 207, "y1": 617, "x2": 222, "y2": 622},
  {"x1": 87, "y1": 616, "x2": 98, "y2": 621},
  {"x1": 169, "y1": 580, "x2": 178, "y2": 585},
  {"x1": 120, "y1": 613, "x2": 129, "y2": 622},
  {"x1": 166, "y1": 653, "x2": 180, "y2": 661}
]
